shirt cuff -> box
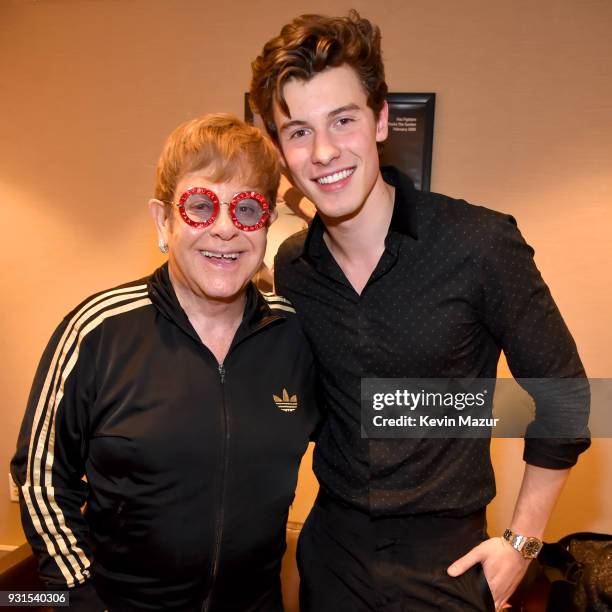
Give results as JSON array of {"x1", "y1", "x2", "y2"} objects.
[{"x1": 523, "y1": 437, "x2": 591, "y2": 469}]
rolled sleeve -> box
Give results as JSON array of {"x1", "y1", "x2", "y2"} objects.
[{"x1": 479, "y1": 214, "x2": 590, "y2": 467}]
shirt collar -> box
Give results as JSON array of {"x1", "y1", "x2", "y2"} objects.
[
  {"x1": 382, "y1": 165, "x2": 419, "y2": 240},
  {"x1": 299, "y1": 165, "x2": 419, "y2": 262}
]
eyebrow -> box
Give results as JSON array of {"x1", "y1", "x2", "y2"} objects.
[
  {"x1": 329, "y1": 103, "x2": 360, "y2": 117},
  {"x1": 279, "y1": 103, "x2": 362, "y2": 133}
]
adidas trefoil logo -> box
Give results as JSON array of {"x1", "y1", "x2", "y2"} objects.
[{"x1": 273, "y1": 388, "x2": 298, "y2": 412}]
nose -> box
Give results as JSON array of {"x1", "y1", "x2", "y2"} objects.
[
  {"x1": 311, "y1": 130, "x2": 340, "y2": 165},
  {"x1": 209, "y1": 203, "x2": 239, "y2": 239}
]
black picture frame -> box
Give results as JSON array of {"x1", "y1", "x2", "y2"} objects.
[
  {"x1": 244, "y1": 91, "x2": 435, "y2": 191},
  {"x1": 381, "y1": 93, "x2": 435, "y2": 191}
]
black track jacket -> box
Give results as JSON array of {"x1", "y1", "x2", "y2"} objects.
[{"x1": 11, "y1": 264, "x2": 319, "y2": 611}]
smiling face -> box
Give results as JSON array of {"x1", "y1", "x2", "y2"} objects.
[
  {"x1": 150, "y1": 169, "x2": 276, "y2": 306},
  {"x1": 273, "y1": 64, "x2": 389, "y2": 222}
]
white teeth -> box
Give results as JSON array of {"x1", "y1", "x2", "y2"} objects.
[
  {"x1": 202, "y1": 251, "x2": 239, "y2": 260},
  {"x1": 316, "y1": 168, "x2": 355, "y2": 185}
]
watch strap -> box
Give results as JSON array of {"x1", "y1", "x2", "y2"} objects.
[{"x1": 502, "y1": 528, "x2": 543, "y2": 559}]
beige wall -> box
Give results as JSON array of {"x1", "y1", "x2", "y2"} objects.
[{"x1": 1, "y1": 0, "x2": 610, "y2": 546}]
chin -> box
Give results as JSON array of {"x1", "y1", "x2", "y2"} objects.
[
  {"x1": 203, "y1": 291, "x2": 244, "y2": 304},
  {"x1": 304, "y1": 186, "x2": 364, "y2": 218},
  {"x1": 317, "y1": 200, "x2": 363, "y2": 222},
  {"x1": 202, "y1": 282, "x2": 243, "y2": 299}
]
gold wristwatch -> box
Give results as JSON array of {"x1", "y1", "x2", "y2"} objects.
[{"x1": 502, "y1": 528, "x2": 543, "y2": 559}]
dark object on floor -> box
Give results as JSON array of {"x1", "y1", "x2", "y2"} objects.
[{"x1": 510, "y1": 532, "x2": 612, "y2": 612}]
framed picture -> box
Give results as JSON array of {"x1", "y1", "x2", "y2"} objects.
[
  {"x1": 381, "y1": 93, "x2": 435, "y2": 191},
  {"x1": 244, "y1": 91, "x2": 435, "y2": 191}
]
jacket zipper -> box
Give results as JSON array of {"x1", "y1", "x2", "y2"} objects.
[
  {"x1": 200, "y1": 319, "x2": 283, "y2": 611},
  {"x1": 202, "y1": 363, "x2": 229, "y2": 612}
]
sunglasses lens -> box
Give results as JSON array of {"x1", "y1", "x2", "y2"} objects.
[
  {"x1": 234, "y1": 197, "x2": 266, "y2": 227},
  {"x1": 184, "y1": 193, "x2": 216, "y2": 223}
]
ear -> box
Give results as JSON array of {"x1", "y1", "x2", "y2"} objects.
[
  {"x1": 267, "y1": 207, "x2": 279, "y2": 227},
  {"x1": 148, "y1": 198, "x2": 171, "y2": 244},
  {"x1": 375, "y1": 100, "x2": 389, "y2": 143}
]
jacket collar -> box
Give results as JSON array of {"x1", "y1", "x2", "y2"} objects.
[
  {"x1": 148, "y1": 263, "x2": 281, "y2": 344},
  {"x1": 299, "y1": 165, "x2": 419, "y2": 262}
]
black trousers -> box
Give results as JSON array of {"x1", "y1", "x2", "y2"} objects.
[
  {"x1": 95, "y1": 574, "x2": 283, "y2": 612},
  {"x1": 297, "y1": 493, "x2": 495, "y2": 612}
]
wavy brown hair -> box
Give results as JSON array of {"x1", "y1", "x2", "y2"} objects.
[{"x1": 250, "y1": 10, "x2": 387, "y2": 143}]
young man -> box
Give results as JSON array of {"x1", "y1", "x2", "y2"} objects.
[{"x1": 250, "y1": 11, "x2": 590, "y2": 611}]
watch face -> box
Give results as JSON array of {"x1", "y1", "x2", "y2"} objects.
[{"x1": 523, "y1": 538, "x2": 542, "y2": 558}]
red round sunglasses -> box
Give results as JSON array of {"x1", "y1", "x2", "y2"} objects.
[{"x1": 171, "y1": 187, "x2": 270, "y2": 232}]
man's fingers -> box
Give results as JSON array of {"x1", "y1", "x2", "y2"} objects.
[{"x1": 447, "y1": 543, "x2": 484, "y2": 577}]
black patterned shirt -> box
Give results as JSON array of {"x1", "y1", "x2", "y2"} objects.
[{"x1": 274, "y1": 166, "x2": 590, "y2": 517}]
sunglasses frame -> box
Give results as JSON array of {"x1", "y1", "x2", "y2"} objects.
[{"x1": 176, "y1": 187, "x2": 270, "y2": 231}]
